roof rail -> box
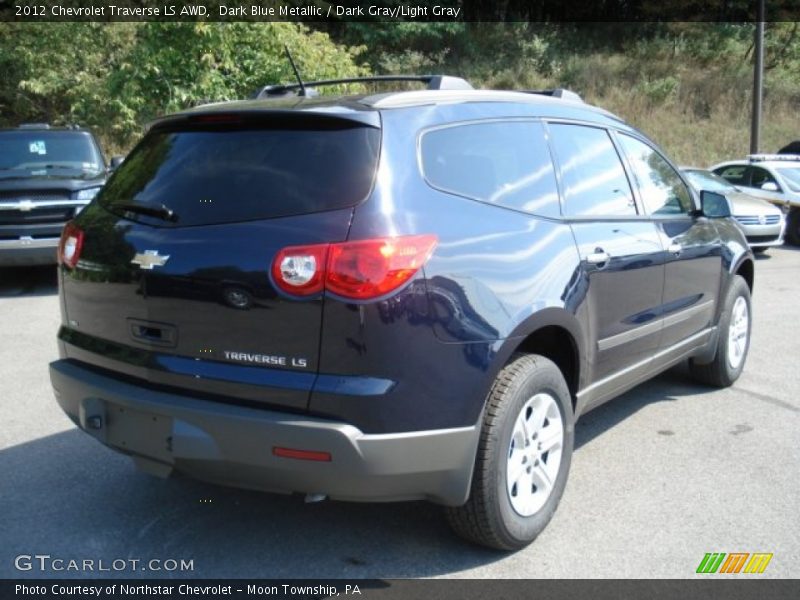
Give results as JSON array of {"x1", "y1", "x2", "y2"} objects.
[
  {"x1": 18, "y1": 123, "x2": 51, "y2": 130},
  {"x1": 253, "y1": 74, "x2": 473, "y2": 99},
  {"x1": 748, "y1": 153, "x2": 800, "y2": 162},
  {"x1": 521, "y1": 88, "x2": 583, "y2": 103}
]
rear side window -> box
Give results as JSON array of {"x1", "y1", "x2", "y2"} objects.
[
  {"x1": 547, "y1": 124, "x2": 636, "y2": 217},
  {"x1": 99, "y1": 123, "x2": 380, "y2": 227},
  {"x1": 713, "y1": 165, "x2": 748, "y2": 185},
  {"x1": 420, "y1": 121, "x2": 560, "y2": 218}
]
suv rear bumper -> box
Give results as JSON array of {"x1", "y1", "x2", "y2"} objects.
[
  {"x1": 50, "y1": 359, "x2": 478, "y2": 506},
  {"x1": 0, "y1": 237, "x2": 59, "y2": 265}
]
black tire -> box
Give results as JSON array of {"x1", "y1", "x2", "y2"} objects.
[
  {"x1": 446, "y1": 354, "x2": 574, "y2": 550},
  {"x1": 787, "y1": 208, "x2": 800, "y2": 246},
  {"x1": 689, "y1": 275, "x2": 751, "y2": 387}
]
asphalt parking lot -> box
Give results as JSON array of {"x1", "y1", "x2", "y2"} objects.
[{"x1": 1, "y1": 248, "x2": 798, "y2": 579}]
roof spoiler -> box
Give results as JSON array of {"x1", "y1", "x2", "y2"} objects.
[
  {"x1": 253, "y1": 74, "x2": 473, "y2": 99},
  {"x1": 521, "y1": 89, "x2": 583, "y2": 103}
]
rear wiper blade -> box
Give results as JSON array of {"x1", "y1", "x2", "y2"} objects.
[{"x1": 116, "y1": 201, "x2": 178, "y2": 222}]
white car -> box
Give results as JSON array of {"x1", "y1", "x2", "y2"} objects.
[
  {"x1": 710, "y1": 155, "x2": 800, "y2": 245},
  {"x1": 682, "y1": 168, "x2": 785, "y2": 253}
]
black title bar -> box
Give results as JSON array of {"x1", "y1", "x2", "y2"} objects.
[{"x1": 1, "y1": 0, "x2": 799, "y2": 22}]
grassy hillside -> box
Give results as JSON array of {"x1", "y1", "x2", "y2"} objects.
[
  {"x1": 353, "y1": 23, "x2": 800, "y2": 166},
  {"x1": 2, "y1": 22, "x2": 797, "y2": 165}
]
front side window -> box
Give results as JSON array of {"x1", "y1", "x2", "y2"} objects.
[
  {"x1": 618, "y1": 134, "x2": 694, "y2": 216},
  {"x1": 748, "y1": 166, "x2": 781, "y2": 191},
  {"x1": 420, "y1": 120, "x2": 560, "y2": 218},
  {"x1": 547, "y1": 124, "x2": 636, "y2": 217}
]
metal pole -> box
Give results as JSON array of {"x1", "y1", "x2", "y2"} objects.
[{"x1": 750, "y1": 0, "x2": 765, "y2": 154}]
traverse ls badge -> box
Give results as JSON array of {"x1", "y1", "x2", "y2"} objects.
[{"x1": 131, "y1": 250, "x2": 170, "y2": 270}]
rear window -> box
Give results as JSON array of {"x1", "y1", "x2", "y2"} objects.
[{"x1": 99, "y1": 122, "x2": 380, "y2": 227}]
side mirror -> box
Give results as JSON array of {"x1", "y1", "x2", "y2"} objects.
[
  {"x1": 761, "y1": 181, "x2": 779, "y2": 192},
  {"x1": 109, "y1": 155, "x2": 125, "y2": 171},
  {"x1": 700, "y1": 190, "x2": 731, "y2": 218}
]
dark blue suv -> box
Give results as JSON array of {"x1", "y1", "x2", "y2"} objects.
[{"x1": 49, "y1": 76, "x2": 754, "y2": 549}]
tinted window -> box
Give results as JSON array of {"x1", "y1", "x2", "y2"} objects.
[
  {"x1": 420, "y1": 121, "x2": 560, "y2": 217},
  {"x1": 0, "y1": 131, "x2": 104, "y2": 178},
  {"x1": 749, "y1": 166, "x2": 781, "y2": 190},
  {"x1": 548, "y1": 124, "x2": 635, "y2": 216},
  {"x1": 99, "y1": 124, "x2": 380, "y2": 227},
  {"x1": 618, "y1": 134, "x2": 694, "y2": 215},
  {"x1": 713, "y1": 165, "x2": 748, "y2": 185},
  {"x1": 683, "y1": 169, "x2": 737, "y2": 194}
]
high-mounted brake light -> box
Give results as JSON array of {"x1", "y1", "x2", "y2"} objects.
[
  {"x1": 190, "y1": 114, "x2": 244, "y2": 124},
  {"x1": 271, "y1": 234, "x2": 438, "y2": 301},
  {"x1": 58, "y1": 221, "x2": 84, "y2": 269}
]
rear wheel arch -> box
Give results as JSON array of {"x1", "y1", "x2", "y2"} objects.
[
  {"x1": 512, "y1": 326, "x2": 580, "y2": 407},
  {"x1": 497, "y1": 309, "x2": 585, "y2": 410}
]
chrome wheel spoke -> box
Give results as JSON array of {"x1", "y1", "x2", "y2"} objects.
[
  {"x1": 506, "y1": 392, "x2": 564, "y2": 517},
  {"x1": 531, "y1": 462, "x2": 552, "y2": 492},
  {"x1": 506, "y1": 452, "x2": 527, "y2": 489},
  {"x1": 538, "y1": 424, "x2": 563, "y2": 453},
  {"x1": 726, "y1": 296, "x2": 749, "y2": 370}
]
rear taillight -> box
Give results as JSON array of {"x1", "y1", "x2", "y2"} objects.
[
  {"x1": 58, "y1": 221, "x2": 84, "y2": 269},
  {"x1": 271, "y1": 244, "x2": 329, "y2": 297},
  {"x1": 271, "y1": 234, "x2": 437, "y2": 301}
]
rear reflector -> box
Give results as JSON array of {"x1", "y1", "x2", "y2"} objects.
[
  {"x1": 272, "y1": 447, "x2": 332, "y2": 462},
  {"x1": 58, "y1": 221, "x2": 84, "y2": 269},
  {"x1": 271, "y1": 234, "x2": 438, "y2": 301}
]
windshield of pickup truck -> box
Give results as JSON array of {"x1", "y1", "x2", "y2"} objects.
[{"x1": 0, "y1": 130, "x2": 104, "y2": 178}]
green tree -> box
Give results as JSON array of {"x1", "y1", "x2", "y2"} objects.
[{"x1": 107, "y1": 22, "x2": 367, "y2": 143}]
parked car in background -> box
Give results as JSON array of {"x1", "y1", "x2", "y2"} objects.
[
  {"x1": 778, "y1": 141, "x2": 800, "y2": 155},
  {"x1": 0, "y1": 124, "x2": 112, "y2": 266},
  {"x1": 711, "y1": 155, "x2": 800, "y2": 246},
  {"x1": 682, "y1": 167, "x2": 785, "y2": 253}
]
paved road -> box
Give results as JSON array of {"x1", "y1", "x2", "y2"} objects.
[{"x1": 1, "y1": 248, "x2": 798, "y2": 579}]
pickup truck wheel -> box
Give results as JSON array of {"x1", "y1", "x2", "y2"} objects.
[
  {"x1": 446, "y1": 354, "x2": 574, "y2": 550},
  {"x1": 690, "y1": 275, "x2": 751, "y2": 387},
  {"x1": 787, "y1": 209, "x2": 800, "y2": 246}
]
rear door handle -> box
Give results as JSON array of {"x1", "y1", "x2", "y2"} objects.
[
  {"x1": 586, "y1": 249, "x2": 610, "y2": 265},
  {"x1": 668, "y1": 243, "x2": 682, "y2": 256}
]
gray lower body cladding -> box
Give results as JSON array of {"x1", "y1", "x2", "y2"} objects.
[{"x1": 49, "y1": 360, "x2": 478, "y2": 506}]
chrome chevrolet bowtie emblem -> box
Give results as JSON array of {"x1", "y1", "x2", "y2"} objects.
[
  {"x1": 18, "y1": 200, "x2": 34, "y2": 212},
  {"x1": 759, "y1": 215, "x2": 766, "y2": 225},
  {"x1": 131, "y1": 250, "x2": 170, "y2": 270}
]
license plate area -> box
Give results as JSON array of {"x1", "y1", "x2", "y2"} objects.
[{"x1": 81, "y1": 397, "x2": 173, "y2": 463}]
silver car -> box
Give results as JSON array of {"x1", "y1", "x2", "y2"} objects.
[
  {"x1": 682, "y1": 167, "x2": 785, "y2": 253},
  {"x1": 710, "y1": 154, "x2": 800, "y2": 245}
]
